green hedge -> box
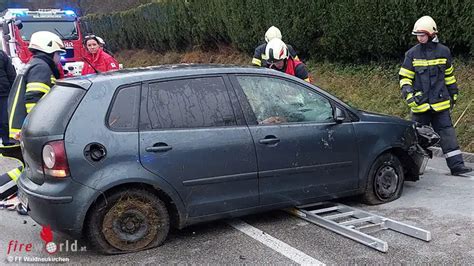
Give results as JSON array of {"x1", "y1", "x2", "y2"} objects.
[{"x1": 82, "y1": 0, "x2": 474, "y2": 62}]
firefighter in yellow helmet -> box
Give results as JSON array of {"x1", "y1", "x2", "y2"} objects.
[
  {"x1": 399, "y1": 16, "x2": 471, "y2": 176},
  {"x1": 252, "y1": 26, "x2": 299, "y2": 67},
  {"x1": 0, "y1": 31, "x2": 64, "y2": 204}
]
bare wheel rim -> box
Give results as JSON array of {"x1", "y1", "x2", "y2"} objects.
[
  {"x1": 374, "y1": 165, "x2": 399, "y2": 199},
  {"x1": 102, "y1": 197, "x2": 162, "y2": 251}
]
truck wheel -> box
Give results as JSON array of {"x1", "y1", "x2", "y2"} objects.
[
  {"x1": 362, "y1": 153, "x2": 405, "y2": 205},
  {"x1": 85, "y1": 188, "x2": 170, "y2": 254}
]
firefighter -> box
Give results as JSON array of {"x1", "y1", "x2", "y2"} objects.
[
  {"x1": 81, "y1": 35, "x2": 119, "y2": 75},
  {"x1": 252, "y1": 26, "x2": 299, "y2": 67},
  {"x1": 1, "y1": 31, "x2": 64, "y2": 205},
  {"x1": 265, "y1": 38, "x2": 311, "y2": 83},
  {"x1": 0, "y1": 50, "x2": 16, "y2": 146},
  {"x1": 399, "y1": 16, "x2": 471, "y2": 176}
]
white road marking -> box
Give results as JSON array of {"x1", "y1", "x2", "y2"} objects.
[{"x1": 228, "y1": 219, "x2": 325, "y2": 266}]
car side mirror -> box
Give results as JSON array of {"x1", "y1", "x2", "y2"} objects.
[{"x1": 334, "y1": 107, "x2": 345, "y2": 123}]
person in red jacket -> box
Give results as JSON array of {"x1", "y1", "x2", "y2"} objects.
[{"x1": 81, "y1": 35, "x2": 119, "y2": 75}]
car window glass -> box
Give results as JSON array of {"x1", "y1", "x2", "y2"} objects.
[
  {"x1": 148, "y1": 77, "x2": 236, "y2": 129},
  {"x1": 236, "y1": 76, "x2": 333, "y2": 124},
  {"x1": 108, "y1": 85, "x2": 140, "y2": 130}
]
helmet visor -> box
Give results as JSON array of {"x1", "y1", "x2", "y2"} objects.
[
  {"x1": 269, "y1": 59, "x2": 285, "y2": 70},
  {"x1": 412, "y1": 31, "x2": 428, "y2": 36}
]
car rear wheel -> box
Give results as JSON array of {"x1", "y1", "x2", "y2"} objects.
[
  {"x1": 85, "y1": 188, "x2": 170, "y2": 254},
  {"x1": 362, "y1": 153, "x2": 404, "y2": 205}
]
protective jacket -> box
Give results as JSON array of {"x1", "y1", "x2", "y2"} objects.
[
  {"x1": 81, "y1": 49, "x2": 119, "y2": 75},
  {"x1": 282, "y1": 58, "x2": 311, "y2": 83},
  {"x1": 0, "y1": 51, "x2": 17, "y2": 97},
  {"x1": 399, "y1": 41, "x2": 458, "y2": 113},
  {"x1": 8, "y1": 53, "x2": 59, "y2": 138}
]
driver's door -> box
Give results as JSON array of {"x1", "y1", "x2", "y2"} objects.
[{"x1": 231, "y1": 75, "x2": 359, "y2": 205}]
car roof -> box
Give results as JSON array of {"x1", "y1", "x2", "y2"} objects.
[
  {"x1": 57, "y1": 63, "x2": 360, "y2": 117},
  {"x1": 58, "y1": 64, "x2": 286, "y2": 89}
]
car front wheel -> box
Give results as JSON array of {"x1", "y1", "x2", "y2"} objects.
[
  {"x1": 85, "y1": 188, "x2": 170, "y2": 254},
  {"x1": 362, "y1": 153, "x2": 405, "y2": 205}
]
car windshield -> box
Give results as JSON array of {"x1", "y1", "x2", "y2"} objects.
[{"x1": 19, "y1": 21, "x2": 78, "y2": 41}]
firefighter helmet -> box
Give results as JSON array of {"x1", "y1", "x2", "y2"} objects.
[
  {"x1": 265, "y1": 26, "x2": 282, "y2": 43},
  {"x1": 412, "y1": 16, "x2": 438, "y2": 36},
  {"x1": 265, "y1": 38, "x2": 288, "y2": 62},
  {"x1": 28, "y1": 31, "x2": 65, "y2": 54}
]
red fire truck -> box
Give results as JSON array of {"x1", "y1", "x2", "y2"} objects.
[{"x1": 0, "y1": 8, "x2": 86, "y2": 76}]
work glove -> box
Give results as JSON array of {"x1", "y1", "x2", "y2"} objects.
[
  {"x1": 406, "y1": 91, "x2": 423, "y2": 107},
  {"x1": 450, "y1": 94, "x2": 458, "y2": 110}
]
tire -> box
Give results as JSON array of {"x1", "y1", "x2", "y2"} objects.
[
  {"x1": 85, "y1": 188, "x2": 170, "y2": 254},
  {"x1": 361, "y1": 153, "x2": 405, "y2": 205}
]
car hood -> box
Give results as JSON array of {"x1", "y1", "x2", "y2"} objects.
[{"x1": 357, "y1": 110, "x2": 413, "y2": 126}]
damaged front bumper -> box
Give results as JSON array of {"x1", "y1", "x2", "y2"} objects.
[
  {"x1": 401, "y1": 124, "x2": 440, "y2": 181},
  {"x1": 414, "y1": 144, "x2": 431, "y2": 175},
  {"x1": 413, "y1": 124, "x2": 440, "y2": 175}
]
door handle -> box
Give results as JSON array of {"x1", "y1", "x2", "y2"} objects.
[
  {"x1": 258, "y1": 136, "x2": 280, "y2": 145},
  {"x1": 146, "y1": 143, "x2": 172, "y2": 152}
]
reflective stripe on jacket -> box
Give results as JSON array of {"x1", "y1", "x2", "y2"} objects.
[
  {"x1": 399, "y1": 42, "x2": 458, "y2": 113},
  {"x1": 7, "y1": 57, "x2": 55, "y2": 137}
]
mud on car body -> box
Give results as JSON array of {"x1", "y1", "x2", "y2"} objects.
[{"x1": 16, "y1": 65, "x2": 437, "y2": 254}]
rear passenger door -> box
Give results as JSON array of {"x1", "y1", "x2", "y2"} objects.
[{"x1": 139, "y1": 76, "x2": 258, "y2": 217}]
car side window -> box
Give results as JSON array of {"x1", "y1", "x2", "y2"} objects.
[
  {"x1": 147, "y1": 77, "x2": 236, "y2": 129},
  {"x1": 236, "y1": 76, "x2": 333, "y2": 124},
  {"x1": 108, "y1": 85, "x2": 140, "y2": 130}
]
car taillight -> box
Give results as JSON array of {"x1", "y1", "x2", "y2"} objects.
[{"x1": 42, "y1": 140, "x2": 70, "y2": 178}]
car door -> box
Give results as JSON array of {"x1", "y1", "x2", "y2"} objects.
[
  {"x1": 230, "y1": 75, "x2": 359, "y2": 205},
  {"x1": 139, "y1": 76, "x2": 258, "y2": 217}
]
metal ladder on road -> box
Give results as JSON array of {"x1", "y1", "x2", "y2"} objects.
[{"x1": 287, "y1": 202, "x2": 431, "y2": 252}]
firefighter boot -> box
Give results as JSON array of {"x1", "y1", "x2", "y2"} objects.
[
  {"x1": 450, "y1": 165, "x2": 472, "y2": 176},
  {"x1": 431, "y1": 112, "x2": 467, "y2": 176}
]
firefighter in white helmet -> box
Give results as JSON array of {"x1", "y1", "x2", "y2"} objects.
[
  {"x1": 265, "y1": 38, "x2": 311, "y2": 83},
  {"x1": 8, "y1": 31, "x2": 64, "y2": 132},
  {"x1": 252, "y1": 26, "x2": 299, "y2": 67},
  {"x1": 399, "y1": 16, "x2": 471, "y2": 176},
  {"x1": 0, "y1": 31, "x2": 64, "y2": 206}
]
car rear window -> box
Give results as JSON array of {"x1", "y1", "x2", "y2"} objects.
[{"x1": 24, "y1": 85, "x2": 85, "y2": 136}]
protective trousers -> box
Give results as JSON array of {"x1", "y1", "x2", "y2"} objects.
[
  {"x1": 0, "y1": 145, "x2": 24, "y2": 200},
  {"x1": 0, "y1": 166, "x2": 22, "y2": 200},
  {"x1": 412, "y1": 110, "x2": 464, "y2": 170}
]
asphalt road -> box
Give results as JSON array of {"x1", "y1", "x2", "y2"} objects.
[{"x1": 0, "y1": 156, "x2": 473, "y2": 264}]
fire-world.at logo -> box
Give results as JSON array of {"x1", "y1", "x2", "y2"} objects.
[{"x1": 40, "y1": 225, "x2": 57, "y2": 254}]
